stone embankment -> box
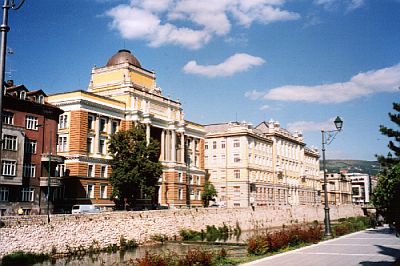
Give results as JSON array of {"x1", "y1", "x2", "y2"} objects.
[{"x1": 0, "y1": 204, "x2": 363, "y2": 258}]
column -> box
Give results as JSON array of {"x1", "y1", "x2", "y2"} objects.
[
  {"x1": 160, "y1": 130, "x2": 165, "y2": 161},
  {"x1": 181, "y1": 134, "x2": 185, "y2": 164},
  {"x1": 95, "y1": 115, "x2": 100, "y2": 154},
  {"x1": 166, "y1": 130, "x2": 170, "y2": 161},
  {"x1": 171, "y1": 130, "x2": 176, "y2": 162},
  {"x1": 146, "y1": 124, "x2": 150, "y2": 144}
]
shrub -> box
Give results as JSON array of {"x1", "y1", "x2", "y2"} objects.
[{"x1": 1, "y1": 251, "x2": 49, "y2": 266}]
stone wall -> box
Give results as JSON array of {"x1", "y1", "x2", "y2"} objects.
[{"x1": 0, "y1": 204, "x2": 363, "y2": 258}]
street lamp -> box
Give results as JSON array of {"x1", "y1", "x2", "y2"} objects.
[
  {"x1": 321, "y1": 116, "x2": 343, "y2": 237},
  {"x1": 0, "y1": 0, "x2": 26, "y2": 172}
]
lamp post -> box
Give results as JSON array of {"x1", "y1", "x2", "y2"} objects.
[
  {"x1": 322, "y1": 116, "x2": 343, "y2": 237},
  {"x1": 47, "y1": 129, "x2": 52, "y2": 223},
  {"x1": 185, "y1": 140, "x2": 191, "y2": 208},
  {"x1": 0, "y1": 0, "x2": 26, "y2": 169}
]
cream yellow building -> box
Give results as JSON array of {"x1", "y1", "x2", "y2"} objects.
[
  {"x1": 321, "y1": 173, "x2": 352, "y2": 205},
  {"x1": 205, "y1": 120, "x2": 320, "y2": 208},
  {"x1": 47, "y1": 50, "x2": 205, "y2": 209}
]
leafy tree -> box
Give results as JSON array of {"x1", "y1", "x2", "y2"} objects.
[
  {"x1": 373, "y1": 101, "x2": 400, "y2": 233},
  {"x1": 377, "y1": 102, "x2": 400, "y2": 167},
  {"x1": 201, "y1": 181, "x2": 218, "y2": 207},
  {"x1": 108, "y1": 125, "x2": 163, "y2": 210},
  {"x1": 372, "y1": 163, "x2": 400, "y2": 231}
]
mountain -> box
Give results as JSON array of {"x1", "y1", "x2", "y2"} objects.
[{"x1": 321, "y1": 160, "x2": 381, "y2": 176}]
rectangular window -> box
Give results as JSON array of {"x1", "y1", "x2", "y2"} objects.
[
  {"x1": 88, "y1": 164, "x2": 94, "y2": 177},
  {"x1": 100, "y1": 165, "x2": 107, "y2": 178},
  {"x1": 88, "y1": 116, "x2": 94, "y2": 130},
  {"x1": 234, "y1": 186, "x2": 240, "y2": 192},
  {"x1": 178, "y1": 188, "x2": 183, "y2": 200},
  {"x1": 221, "y1": 141, "x2": 226, "y2": 149},
  {"x1": 233, "y1": 139, "x2": 240, "y2": 148},
  {"x1": 56, "y1": 164, "x2": 65, "y2": 177},
  {"x1": 197, "y1": 176, "x2": 201, "y2": 185},
  {"x1": 57, "y1": 136, "x2": 68, "y2": 152},
  {"x1": 99, "y1": 139, "x2": 106, "y2": 154},
  {"x1": 21, "y1": 187, "x2": 34, "y2": 202},
  {"x1": 111, "y1": 121, "x2": 119, "y2": 134},
  {"x1": 178, "y1": 172, "x2": 183, "y2": 183},
  {"x1": 25, "y1": 139, "x2": 37, "y2": 154},
  {"x1": 2, "y1": 160, "x2": 16, "y2": 176},
  {"x1": 2, "y1": 135, "x2": 17, "y2": 151},
  {"x1": 0, "y1": 187, "x2": 9, "y2": 201},
  {"x1": 87, "y1": 138, "x2": 93, "y2": 153},
  {"x1": 25, "y1": 115, "x2": 38, "y2": 130},
  {"x1": 212, "y1": 141, "x2": 217, "y2": 149},
  {"x1": 2, "y1": 111, "x2": 14, "y2": 125},
  {"x1": 234, "y1": 170, "x2": 240, "y2": 179},
  {"x1": 233, "y1": 154, "x2": 240, "y2": 163},
  {"x1": 197, "y1": 190, "x2": 201, "y2": 200},
  {"x1": 87, "y1": 184, "x2": 95, "y2": 199},
  {"x1": 99, "y1": 118, "x2": 106, "y2": 132},
  {"x1": 204, "y1": 142, "x2": 208, "y2": 150},
  {"x1": 59, "y1": 114, "x2": 68, "y2": 129},
  {"x1": 23, "y1": 164, "x2": 36, "y2": 178},
  {"x1": 189, "y1": 175, "x2": 193, "y2": 185},
  {"x1": 100, "y1": 184, "x2": 107, "y2": 199}
]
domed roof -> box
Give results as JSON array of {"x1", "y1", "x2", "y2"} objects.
[{"x1": 106, "y1": 49, "x2": 141, "y2": 68}]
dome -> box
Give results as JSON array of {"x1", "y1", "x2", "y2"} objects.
[{"x1": 106, "y1": 49, "x2": 141, "y2": 68}]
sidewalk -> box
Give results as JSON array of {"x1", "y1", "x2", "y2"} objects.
[{"x1": 241, "y1": 226, "x2": 400, "y2": 266}]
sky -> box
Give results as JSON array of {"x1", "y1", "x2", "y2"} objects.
[{"x1": 5, "y1": 0, "x2": 400, "y2": 161}]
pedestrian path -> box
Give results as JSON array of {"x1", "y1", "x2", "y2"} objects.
[{"x1": 241, "y1": 226, "x2": 400, "y2": 266}]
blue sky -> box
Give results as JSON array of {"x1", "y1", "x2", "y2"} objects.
[{"x1": 5, "y1": 0, "x2": 400, "y2": 161}]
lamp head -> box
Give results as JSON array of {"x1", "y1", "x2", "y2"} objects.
[
  {"x1": 387, "y1": 152, "x2": 393, "y2": 159},
  {"x1": 334, "y1": 116, "x2": 343, "y2": 131}
]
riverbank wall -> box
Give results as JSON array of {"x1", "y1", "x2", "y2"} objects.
[{"x1": 0, "y1": 204, "x2": 363, "y2": 258}]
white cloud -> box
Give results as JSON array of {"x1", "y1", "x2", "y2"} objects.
[
  {"x1": 246, "y1": 64, "x2": 400, "y2": 104},
  {"x1": 183, "y1": 53, "x2": 265, "y2": 77},
  {"x1": 106, "y1": 0, "x2": 300, "y2": 49},
  {"x1": 314, "y1": 0, "x2": 365, "y2": 11},
  {"x1": 287, "y1": 118, "x2": 339, "y2": 132},
  {"x1": 260, "y1": 105, "x2": 271, "y2": 110}
]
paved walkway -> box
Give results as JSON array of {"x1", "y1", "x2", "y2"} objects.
[{"x1": 241, "y1": 226, "x2": 400, "y2": 266}]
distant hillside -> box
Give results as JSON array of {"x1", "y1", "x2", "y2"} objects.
[{"x1": 321, "y1": 160, "x2": 381, "y2": 176}]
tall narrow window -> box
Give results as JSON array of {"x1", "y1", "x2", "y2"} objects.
[
  {"x1": 100, "y1": 165, "x2": 107, "y2": 178},
  {"x1": 88, "y1": 116, "x2": 94, "y2": 130},
  {"x1": 87, "y1": 138, "x2": 93, "y2": 153},
  {"x1": 59, "y1": 114, "x2": 68, "y2": 129},
  {"x1": 2, "y1": 160, "x2": 16, "y2": 176},
  {"x1": 21, "y1": 187, "x2": 34, "y2": 202},
  {"x1": 57, "y1": 136, "x2": 68, "y2": 152},
  {"x1": 99, "y1": 118, "x2": 106, "y2": 132},
  {"x1": 86, "y1": 184, "x2": 95, "y2": 198},
  {"x1": 99, "y1": 139, "x2": 106, "y2": 154},
  {"x1": 25, "y1": 139, "x2": 37, "y2": 154},
  {"x1": 23, "y1": 164, "x2": 36, "y2": 178},
  {"x1": 234, "y1": 170, "x2": 240, "y2": 179},
  {"x1": 100, "y1": 184, "x2": 107, "y2": 199},
  {"x1": 111, "y1": 121, "x2": 119, "y2": 134},
  {"x1": 88, "y1": 164, "x2": 94, "y2": 177},
  {"x1": 0, "y1": 187, "x2": 9, "y2": 201}
]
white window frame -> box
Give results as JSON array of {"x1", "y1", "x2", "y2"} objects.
[
  {"x1": 2, "y1": 111, "x2": 14, "y2": 125},
  {"x1": 111, "y1": 121, "x2": 119, "y2": 134},
  {"x1": 87, "y1": 183, "x2": 95, "y2": 199},
  {"x1": 25, "y1": 115, "x2": 38, "y2": 130},
  {"x1": 99, "y1": 118, "x2": 107, "y2": 132},
  {"x1": 2, "y1": 160, "x2": 16, "y2": 176},
  {"x1": 37, "y1": 95, "x2": 44, "y2": 104},
  {"x1": 23, "y1": 164, "x2": 36, "y2": 178},
  {"x1": 21, "y1": 187, "x2": 34, "y2": 202},
  {"x1": 20, "y1": 91, "x2": 26, "y2": 100},
  {"x1": 178, "y1": 172, "x2": 183, "y2": 183},
  {"x1": 100, "y1": 165, "x2": 107, "y2": 178},
  {"x1": 56, "y1": 164, "x2": 65, "y2": 177},
  {"x1": 221, "y1": 141, "x2": 226, "y2": 149},
  {"x1": 88, "y1": 115, "x2": 94, "y2": 130},
  {"x1": 0, "y1": 187, "x2": 9, "y2": 201},
  {"x1": 59, "y1": 114, "x2": 68, "y2": 129},
  {"x1": 178, "y1": 188, "x2": 183, "y2": 200},
  {"x1": 233, "y1": 153, "x2": 241, "y2": 163},
  {"x1": 25, "y1": 139, "x2": 37, "y2": 154},
  {"x1": 3, "y1": 135, "x2": 17, "y2": 151},
  {"x1": 99, "y1": 138, "x2": 106, "y2": 154},
  {"x1": 233, "y1": 139, "x2": 240, "y2": 148},
  {"x1": 100, "y1": 184, "x2": 107, "y2": 199},
  {"x1": 57, "y1": 135, "x2": 68, "y2": 152},
  {"x1": 234, "y1": 169, "x2": 240, "y2": 179},
  {"x1": 88, "y1": 164, "x2": 94, "y2": 177},
  {"x1": 87, "y1": 137, "x2": 93, "y2": 153}
]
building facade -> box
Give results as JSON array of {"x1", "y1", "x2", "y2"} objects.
[
  {"x1": 0, "y1": 82, "x2": 63, "y2": 216},
  {"x1": 47, "y1": 49, "x2": 206, "y2": 210},
  {"x1": 205, "y1": 120, "x2": 320, "y2": 208},
  {"x1": 344, "y1": 172, "x2": 371, "y2": 205},
  {"x1": 320, "y1": 173, "x2": 352, "y2": 205}
]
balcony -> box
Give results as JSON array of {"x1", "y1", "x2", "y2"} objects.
[
  {"x1": 41, "y1": 154, "x2": 64, "y2": 163},
  {"x1": 39, "y1": 176, "x2": 63, "y2": 187}
]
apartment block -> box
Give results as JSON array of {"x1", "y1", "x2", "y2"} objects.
[
  {"x1": 320, "y1": 173, "x2": 352, "y2": 205},
  {"x1": 205, "y1": 120, "x2": 320, "y2": 208},
  {"x1": 0, "y1": 82, "x2": 63, "y2": 215}
]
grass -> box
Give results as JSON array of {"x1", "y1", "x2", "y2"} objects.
[{"x1": 0, "y1": 251, "x2": 49, "y2": 266}]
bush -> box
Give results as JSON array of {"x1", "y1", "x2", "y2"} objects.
[{"x1": 1, "y1": 251, "x2": 49, "y2": 266}]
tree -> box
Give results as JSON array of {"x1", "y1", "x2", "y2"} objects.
[
  {"x1": 372, "y1": 163, "x2": 400, "y2": 231},
  {"x1": 108, "y1": 125, "x2": 163, "y2": 210},
  {"x1": 373, "y1": 101, "x2": 400, "y2": 233},
  {"x1": 201, "y1": 181, "x2": 218, "y2": 207},
  {"x1": 377, "y1": 102, "x2": 400, "y2": 167}
]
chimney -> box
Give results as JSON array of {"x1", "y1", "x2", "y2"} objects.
[{"x1": 6, "y1": 80, "x2": 14, "y2": 87}]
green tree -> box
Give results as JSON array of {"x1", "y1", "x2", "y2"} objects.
[
  {"x1": 201, "y1": 181, "x2": 218, "y2": 207},
  {"x1": 377, "y1": 102, "x2": 400, "y2": 167},
  {"x1": 108, "y1": 125, "x2": 163, "y2": 210},
  {"x1": 373, "y1": 101, "x2": 400, "y2": 233}
]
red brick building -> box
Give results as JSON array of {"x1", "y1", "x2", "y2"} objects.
[{"x1": 0, "y1": 81, "x2": 63, "y2": 215}]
